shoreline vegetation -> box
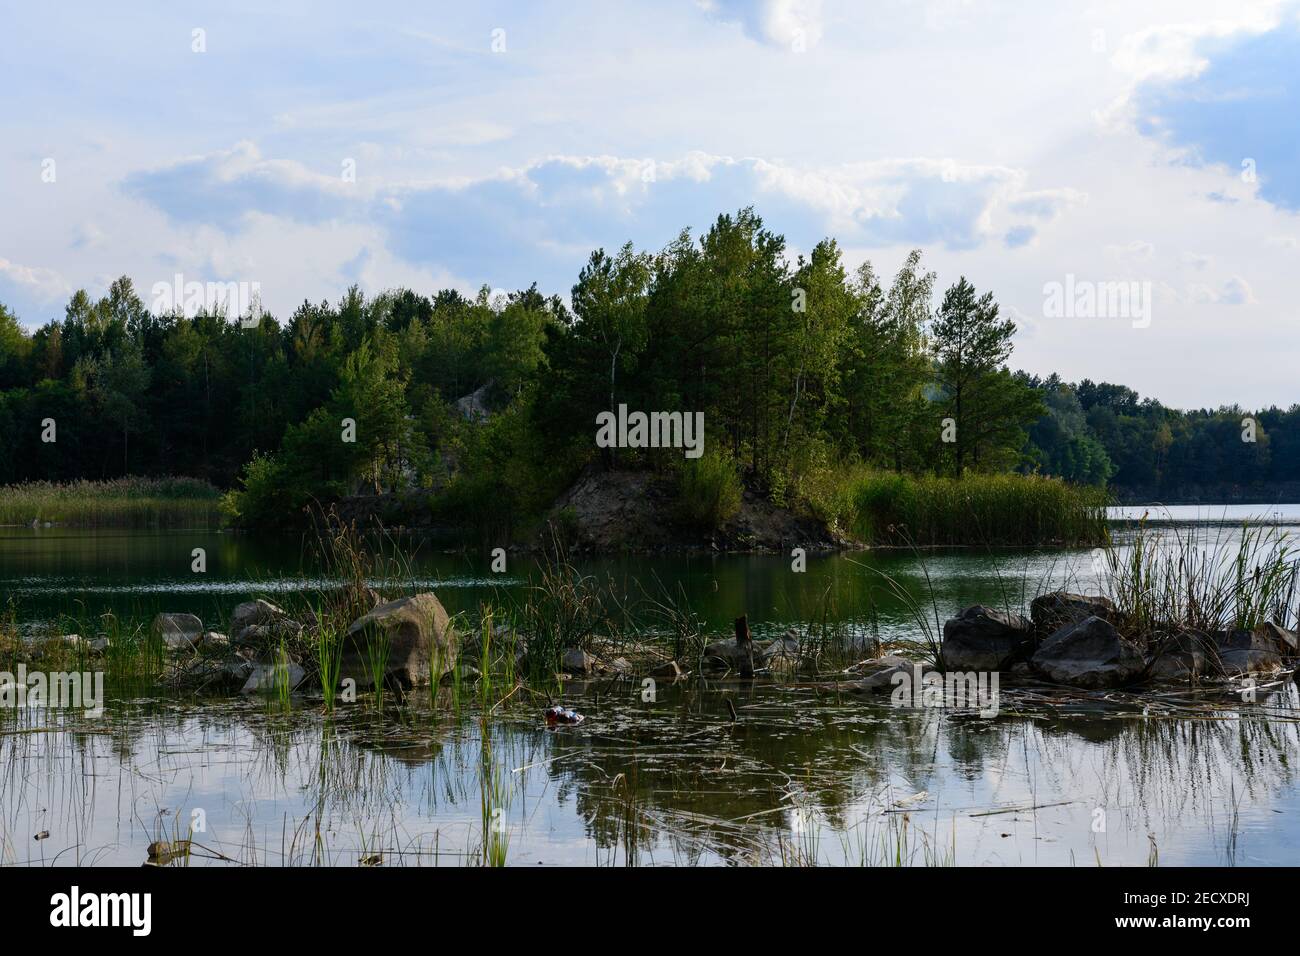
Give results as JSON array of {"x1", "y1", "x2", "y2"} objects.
[
  {"x1": 2, "y1": 518, "x2": 1293, "y2": 712},
  {"x1": 0, "y1": 477, "x2": 221, "y2": 529},
  {"x1": 0, "y1": 470, "x2": 1109, "y2": 549}
]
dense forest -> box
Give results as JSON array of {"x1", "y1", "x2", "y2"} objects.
[{"x1": 0, "y1": 208, "x2": 1290, "y2": 533}]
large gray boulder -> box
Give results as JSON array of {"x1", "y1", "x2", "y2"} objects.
[
  {"x1": 341, "y1": 593, "x2": 456, "y2": 690},
  {"x1": 941, "y1": 605, "x2": 1033, "y2": 671},
  {"x1": 1216, "y1": 627, "x2": 1285, "y2": 676},
  {"x1": 1146, "y1": 629, "x2": 1216, "y2": 681},
  {"x1": 1030, "y1": 592, "x2": 1116, "y2": 633},
  {"x1": 1031, "y1": 615, "x2": 1144, "y2": 688},
  {"x1": 152, "y1": 613, "x2": 203, "y2": 650}
]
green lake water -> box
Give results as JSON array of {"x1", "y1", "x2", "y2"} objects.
[{"x1": 1, "y1": 520, "x2": 1298, "y2": 867}]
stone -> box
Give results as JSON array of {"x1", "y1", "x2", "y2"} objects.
[
  {"x1": 240, "y1": 654, "x2": 305, "y2": 695},
  {"x1": 341, "y1": 592, "x2": 456, "y2": 690},
  {"x1": 1031, "y1": 616, "x2": 1144, "y2": 689},
  {"x1": 152, "y1": 613, "x2": 203, "y2": 650},
  {"x1": 850, "y1": 655, "x2": 935, "y2": 693},
  {"x1": 1146, "y1": 629, "x2": 1216, "y2": 681},
  {"x1": 560, "y1": 647, "x2": 596, "y2": 675},
  {"x1": 230, "y1": 599, "x2": 287, "y2": 634},
  {"x1": 1217, "y1": 628, "x2": 1283, "y2": 677},
  {"x1": 941, "y1": 605, "x2": 1033, "y2": 671},
  {"x1": 201, "y1": 631, "x2": 229, "y2": 649},
  {"x1": 1030, "y1": 592, "x2": 1116, "y2": 633}
]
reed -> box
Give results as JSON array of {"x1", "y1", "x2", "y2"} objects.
[
  {"x1": 812, "y1": 468, "x2": 1109, "y2": 547},
  {"x1": 0, "y1": 477, "x2": 222, "y2": 529}
]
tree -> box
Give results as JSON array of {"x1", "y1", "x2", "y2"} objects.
[{"x1": 930, "y1": 278, "x2": 1041, "y2": 476}]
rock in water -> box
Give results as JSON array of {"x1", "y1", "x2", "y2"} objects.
[
  {"x1": 1030, "y1": 592, "x2": 1116, "y2": 633},
  {"x1": 240, "y1": 654, "x2": 305, "y2": 695},
  {"x1": 941, "y1": 605, "x2": 1033, "y2": 671},
  {"x1": 1031, "y1": 615, "x2": 1144, "y2": 689},
  {"x1": 341, "y1": 593, "x2": 457, "y2": 690},
  {"x1": 152, "y1": 613, "x2": 203, "y2": 650},
  {"x1": 230, "y1": 598, "x2": 288, "y2": 634},
  {"x1": 1146, "y1": 629, "x2": 1216, "y2": 681},
  {"x1": 1217, "y1": 626, "x2": 1285, "y2": 676}
]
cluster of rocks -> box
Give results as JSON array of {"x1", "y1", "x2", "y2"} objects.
[
  {"x1": 940, "y1": 591, "x2": 1297, "y2": 689},
  {"x1": 150, "y1": 591, "x2": 459, "y2": 696}
]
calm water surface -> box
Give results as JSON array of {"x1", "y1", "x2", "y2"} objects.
[{"x1": 1, "y1": 513, "x2": 1298, "y2": 866}]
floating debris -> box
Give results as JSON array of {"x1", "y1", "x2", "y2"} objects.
[{"x1": 545, "y1": 704, "x2": 584, "y2": 726}]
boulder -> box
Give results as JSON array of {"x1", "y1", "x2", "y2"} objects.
[
  {"x1": 850, "y1": 656, "x2": 936, "y2": 693},
  {"x1": 560, "y1": 647, "x2": 597, "y2": 675},
  {"x1": 240, "y1": 653, "x2": 306, "y2": 695},
  {"x1": 1216, "y1": 628, "x2": 1283, "y2": 676},
  {"x1": 1146, "y1": 629, "x2": 1216, "y2": 681},
  {"x1": 233, "y1": 619, "x2": 302, "y2": 649},
  {"x1": 152, "y1": 613, "x2": 203, "y2": 650},
  {"x1": 941, "y1": 605, "x2": 1033, "y2": 671},
  {"x1": 702, "y1": 638, "x2": 762, "y2": 672},
  {"x1": 1031, "y1": 616, "x2": 1144, "y2": 688},
  {"x1": 341, "y1": 592, "x2": 456, "y2": 690},
  {"x1": 231, "y1": 599, "x2": 288, "y2": 634},
  {"x1": 1030, "y1": 592, "x2": 1115, "y2": 633}
]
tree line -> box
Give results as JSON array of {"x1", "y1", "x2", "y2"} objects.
[{"x1": 0, "y1": 208, "x2": 1289, "y2": 528}]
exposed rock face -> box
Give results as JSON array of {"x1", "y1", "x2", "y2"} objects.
[
  {"x1": 1030, "y1": 592, "x2": 1116, "y2": 633},
  {"x1": 152, "y1": 613, "x2": 203, "y2": 650},
  {"x1": 1146, "y1": 629, "x2": 1216, "y2": 681},
  {"x1": 941, "y1": 605, "x2": 1033, "y2": 671},
  {"x1": 1031, "y1": 616, "x2": 1144, "y2": 688},
  {"x1": 548, "y1": 468, "x2": 840, "y2": 553},
  {"x1": 341, "y1": 593, "x2": 456, "y2": 690}
]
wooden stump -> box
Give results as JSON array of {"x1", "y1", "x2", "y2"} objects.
[{"x1": 734, "y1": 614, "x2": 754, "y2": 678}]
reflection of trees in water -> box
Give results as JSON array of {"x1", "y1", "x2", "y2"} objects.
[{"x1": 5, "y1": 680, "x2": 1299, "y2": 865}]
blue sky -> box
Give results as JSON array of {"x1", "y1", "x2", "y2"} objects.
[{"x1": 2, "y1": 0, "x2": 1299, "y2": 408}]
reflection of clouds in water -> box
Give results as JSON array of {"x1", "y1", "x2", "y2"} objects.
[{"x1": 4, "y1": 681, "x2": 1296, "y2": 866}]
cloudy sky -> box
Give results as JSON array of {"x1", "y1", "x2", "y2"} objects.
[{"x1": 2, "y1": 0, "x2": 1298, "y2": 409}]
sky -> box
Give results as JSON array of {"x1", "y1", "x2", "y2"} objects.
[{"x1": 2, "y1": 0, "x2": 1298, "y2": 410}]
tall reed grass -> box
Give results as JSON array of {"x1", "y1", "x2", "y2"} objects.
[
  {"x1": 0, "y1": 477, "x2": 222, "y2": 529},
  {"x1": 813, "y1": 468, "x2": 1108, "y2": 547}
]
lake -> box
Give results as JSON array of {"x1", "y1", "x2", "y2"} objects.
[{"x1": 1, "y1": 511, "x2": 1298, "y2": 866}]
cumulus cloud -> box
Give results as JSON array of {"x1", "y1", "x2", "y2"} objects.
[
  {"x1": 120, "y1": 145, "x2": 1080, "y2": 290},
  {"x1": 697, "y1": 0, "x2": 824, "y2": 49},
  {"x1": 0, "y1": 257, "x2": 70, "y2": 302}
]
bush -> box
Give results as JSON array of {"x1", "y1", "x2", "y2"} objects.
[{"x1": 674, "y1": 449, "x2": 742, "y2": 530}]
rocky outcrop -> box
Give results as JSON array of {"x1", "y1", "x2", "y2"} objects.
[
  {"x1": 941, "y1": 605, "x2": 1033, "y2": 671},
  {"x1": 1031, "y1": 616, "x2": 1144, "y2": 688},
  {"x1": 341, "y1": 592, "x2": 456, "y2": 690}
]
